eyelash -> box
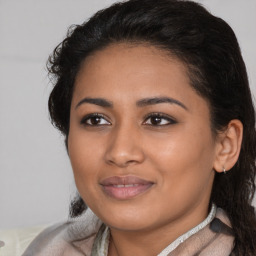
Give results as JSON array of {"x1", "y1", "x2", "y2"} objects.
[
  {"x1": 80, "y1": 113, "x2": 111, "y2": 126},
  {"x1": 80, "y1": 112, "x2": 177, "y2": 127},
  {"x1": 143, "y1": 113, "x2": 177, "y2": 126}
]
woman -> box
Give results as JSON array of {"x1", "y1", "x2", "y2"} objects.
[{"x1": 23, "y1": 0, "x2": 256, "y2": 255}]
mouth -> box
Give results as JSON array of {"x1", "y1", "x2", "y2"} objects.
[{"x1": 100, "y1": 175, "x2": 154, "y2": 200}]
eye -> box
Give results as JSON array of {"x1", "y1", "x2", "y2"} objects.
[
  {"x1": 143, "y1": 113, "x2": 177, "y2": 126},
  {"x1": 80, "y1": 113, "x2": 111, "y2": 126}
]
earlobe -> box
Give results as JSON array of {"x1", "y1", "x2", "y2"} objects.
[{"x1": 213, "y1": 119, "x2": 243, "y2": 173}]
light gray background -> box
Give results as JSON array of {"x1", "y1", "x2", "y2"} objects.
[{"x1": 0, "y1": 0, "x2": 255, "y2": 229}]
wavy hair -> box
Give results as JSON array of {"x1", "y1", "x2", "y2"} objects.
[{"x1": 47, "y1": 0, "x2": 256, "y2": 254}]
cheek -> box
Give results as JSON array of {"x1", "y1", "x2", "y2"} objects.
[
  {"x1": 147, "y1": 124, "x2": 216, "y2": 194},
  {"x1": 68, "y1": 131, "x2": 103, "y2": 191},
  {"x1": 149, "y1": 129, "x2": 215, "y2": 168}
]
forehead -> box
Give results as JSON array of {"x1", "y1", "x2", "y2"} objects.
[{"x1": 74, "y1": 43, "x2": 191, "y2": 96}]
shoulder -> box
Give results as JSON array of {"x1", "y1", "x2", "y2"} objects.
[{"x1": 22, "y1": 208, "x2": 102, "y2": 256}]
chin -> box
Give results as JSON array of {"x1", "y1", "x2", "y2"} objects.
[
  {"x1": 107, "y1": 218, "x2": 152, "y2": 232},
  {"x1": 95, "y1": 206, "x2": 156, "y2": 231}
]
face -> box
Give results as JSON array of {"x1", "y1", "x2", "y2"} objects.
[{"x1": 68, "y1": 43, "x2": 218, "y2": 234}]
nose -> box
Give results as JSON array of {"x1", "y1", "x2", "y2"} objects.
[{"x1": 104, "y1": 124, "x2": 145, "y2": 168}]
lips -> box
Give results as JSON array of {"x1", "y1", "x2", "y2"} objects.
[{"x1": 100, "y1": 176, "x2": 154, "y2": 200}]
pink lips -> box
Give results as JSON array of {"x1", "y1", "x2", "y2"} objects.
[{"x1": 100, "y1": 176, "x2": 154, "y2": 200}]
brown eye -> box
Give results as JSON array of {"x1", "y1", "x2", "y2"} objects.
[
  {"x1": 150, "y1": 116, "x2": 162, "y2": 125},
  {"x1": 81, "y1": 114, "x2": 111, "y2": 126},
  {"x1": 90, "y1": 116, "x2": 103, "y2": 125},
  {"x1": 144, "y1": 113, "x2": 177, "y2": 126}
]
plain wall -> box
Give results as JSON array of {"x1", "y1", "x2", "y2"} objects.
[{"x1": 0, "y1": 0, "x2": 255, "y2": 229}]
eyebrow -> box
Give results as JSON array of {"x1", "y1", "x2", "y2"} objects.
[
  {"x1": 136, "y1": 97, "x2": 188, "y2": 110},
  {"x1": 75, "y1": 98, "x2": 113, "y2": 109},
  {"x1": 75, "y1": 96, "x2": 188, "y2": 110}
]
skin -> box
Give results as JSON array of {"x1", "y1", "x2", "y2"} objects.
[{"x1": 68, "y1": 43, "x2": 242, "y2": 256}]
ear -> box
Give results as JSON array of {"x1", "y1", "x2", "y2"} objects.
[{"x1": 213, "y1": 119, "x2": 243, "y2": 173}]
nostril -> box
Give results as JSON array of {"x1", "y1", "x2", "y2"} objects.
[
  {"x1": 105, "y1": 150, "x2": 145, "y2": 167},
  {"x1": 106, "y1": 157, "x2": 139, "y2": 167}
]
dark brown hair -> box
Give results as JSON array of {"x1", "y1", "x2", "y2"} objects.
[{"x1": 47, "y1": 0, "x2": 256, "y2": 254}]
